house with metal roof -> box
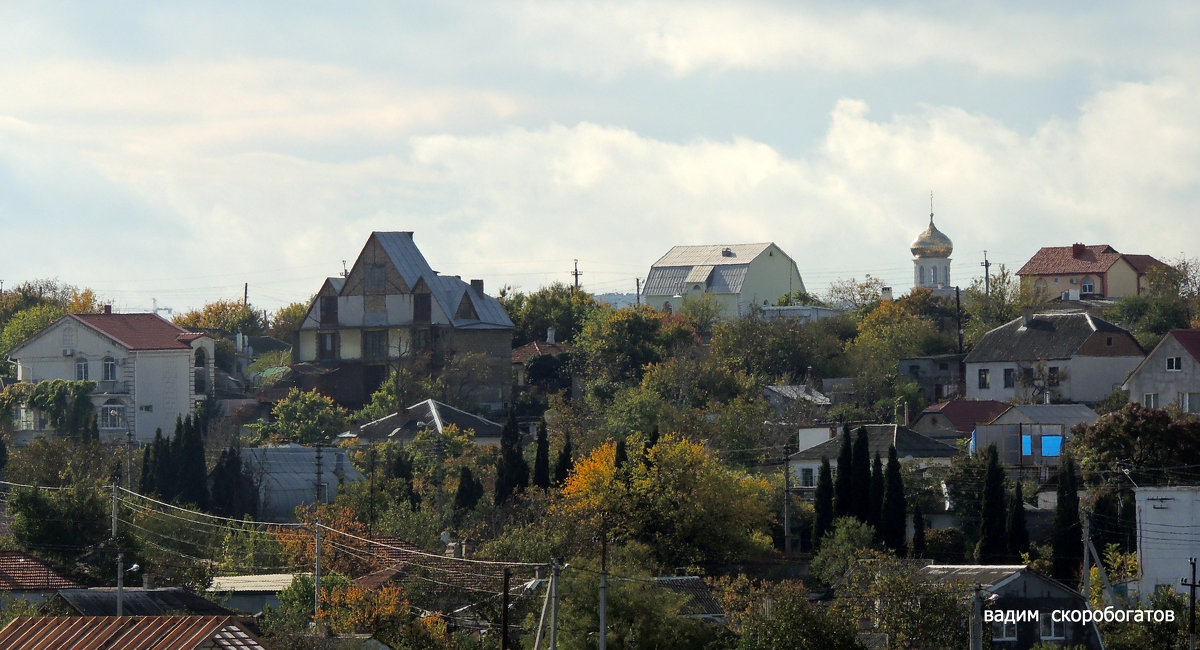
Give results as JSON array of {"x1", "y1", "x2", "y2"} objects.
[
  {"x1": 208, "y1": 573, "x2": 301, "y2": 616},
  {"x1": 0, "y1": 615, "x2": 268, "y2": 650},
  {"x1": 1017, "y1": 243, "x2": 1164, "y2": 300},
  {"x1": 909, "y1": 398, "x2": 1011, "y2": 442},
  {"x1": 5, "y1": 307, "x2": 215, "y2": 444},
  {"x1": 972, "y1": 404, "x2": 1098, "y2": 484},
  {"x1": 342, "y1": 398, "x2": 504, "y2": 446},
  {"x1": 240, "y1": 445, "x2": 364, "y2": 522},
  {"x1": 294, "y1": 232, "x2": 513, "y2": 411},
  {"x1": 1123, "y1": 329, "x2": 1200, "y2": 412},
  {"x1": 964, "y1": 311, "x2": 1144, "y2": 404},
  {"x1": 642, "y1": 243, "x2": 805, "y2": 319}
]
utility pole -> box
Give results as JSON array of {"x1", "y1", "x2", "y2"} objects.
[
  {"x1": 970, "y1": 583, "x2": 983, "y2": 650},
  {"x1": 635, "y1": 278, "x2": 641, "y2": 306},
  {"x1": 126, "y1": 429, "x2": 134, "y2": 490},
  {"x1": 112, "y1": 477, "x2": 124, "y2": 616},
  {"x1": 783, "y1": 457, "x2": 792, "y2": 555},
  {"x1": 981, "y1": 251, "x2": 992, "y2": 322},
  {"x1": 314, "y1": 445, "x2": 323, "y2": 626},
  {"x1": 599, "y1": 516, "x2": 608, "y2": 650},
  {"x1": 1182, "y1": 557, "x2": 1198, "y2": 650},
  {"x1": 1082, "y1": 515, "x2": 1090, "y2": 602},
  {"x1": 501, "y1": 567, "x2": 511, "y2": 650},
  {"x1": 572, "y1": 260, "x2": 582, "y2": 289},
  {"x1": 243, "y1": 283, "x2": 248, "y2": 307},
  {"x1": 550, "y1": 559, "x2": 560, "y2": 650},
  {"x1": 955, "y1": 286, "x2": 963, "y2": 354}
]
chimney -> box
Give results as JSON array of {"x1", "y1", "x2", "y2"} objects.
[
  {"x1": 721, "y1": 247, "x2": 733, "y2": 257},
  {"x1": 546, "y1": 327, "x2": 556, "y2": 345},
  {"x1": 104, "y1": 305, "x2": 112, "y2": 315},
  {"x1": 1072, "y1": 243, "x2": 1085, "y2": 258},
  {"x1": 470, "y1": 279, "x2": 484, "y2": 296},
  {"x1": 143, "y1": 573, "x2": 155, "y2": 589},
  {"x1": 1022, "y1": 307, "x2": 1034, "y2": 326},
  {"x1": 881, "y1": 287, "x2": 893, "y2": 301}
]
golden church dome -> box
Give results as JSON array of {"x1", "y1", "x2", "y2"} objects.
[{"x1": 910, "y1": 215, "x2": 953, "y2": 258}]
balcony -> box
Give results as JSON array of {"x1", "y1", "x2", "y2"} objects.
[{"x1": 96, "y1": 380, "x2": 131, "y2": 394}]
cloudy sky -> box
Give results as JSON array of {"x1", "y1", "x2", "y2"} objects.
[{"x1": 3, "y1": 1, "x2": 1199, "y2": 314}]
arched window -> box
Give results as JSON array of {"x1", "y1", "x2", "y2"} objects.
[
  {"x1": 75, "y1": 357, "x2": 89, "y2": 381},
  {"x1": 103, "y1": 357, "x2": 117, "y2": 382},
  {"x1": 1081, "y1": 277, "x2": 1095, "y2": 294},
  {"x1": 932, "y1": 266, "x2": 939, "y2": 285},
  {"x1": 194, "y1": 347, "x2": 207, "y2": 369},
  {"x1": 919, "y1": 266, "x2": 926, "y2": 285},
  {"x1": 99, "y1": 399, "x2": 125, "y2": 429}
]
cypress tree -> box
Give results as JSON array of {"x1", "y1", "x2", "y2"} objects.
[
  {"x1": 1053, "y1": 455, "x2": 1082, "y2": 582},
  {"x1": 975, "y1": 444, "x2": 1007, "y2": 563},
  {"x1": 533, "y1": 419, "x2": 550, "y2": 492},
  {"x1": 152, "y1": 429, "x2": 173, "y2": 500},
  {"x1": 209, "y1": 448, "x2": 233, "y2": 516},
  {"x1": 868, "y1": 452, "x2": 884, "y2": 531},
  {"x1": 881, "y1": 445, "x2": 907, "y2": 556},
  {"x1": 178, "y1": 414, "x2": 208, "y2": 508},
  {"x1": 833, "y1": 425, "x2": 853, "y2": 518},
  {"x1": 453, "y1": 466, "x2": 483, "y2": 515},
  {"x1": 139, "y1": 444, "x2": 153, "y2": 495},
  {"x1": 812, "y1": 456, "x2": 834, "y2": 551},
  {"x1": 851, "y1": 427, "x2": 872, "y2": 523},
  {"x1": 1007, "y1": 481, "x2": 1030, "y2": 562},
  {"x1": 494, "y1": 408, "x2": 528, "y2": 506},
  {"x1": 911, "y1": 500, "x2": 926, "y2": 558},
  {"x1": 553, "y1": 432, "x2": 573, "y2": 486},
  {"x1": 391, "y1": 448, "x2": 419, "y2": 510}
]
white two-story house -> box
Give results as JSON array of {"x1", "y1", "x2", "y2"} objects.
[
  {"x1": 6, "y1": 307, "x2": 214, "y2": 444},
  {"x1": 1122, "y1": 329, "x2": 1200, "y2": 412}
]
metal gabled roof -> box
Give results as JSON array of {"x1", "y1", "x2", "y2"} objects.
[
  {"x1": 652, "y1": 243, "x2": 774, "y2": 267},
  {"x1": 0, "y1": 615, "x2": 268, "y2": 650}
]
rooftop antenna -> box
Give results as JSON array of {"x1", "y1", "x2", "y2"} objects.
[{"x1": 341, "y1": 260, "x2": 349, "y2": 277}]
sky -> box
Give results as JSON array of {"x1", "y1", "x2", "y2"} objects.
[{"x1": 3, "y1": 1, "x2": 1200, "y2": 315}]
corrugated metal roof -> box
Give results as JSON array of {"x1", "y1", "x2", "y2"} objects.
[
  {"x1": 49, "y1": 588, "x2": 235, "y2": 616},
  {"x1": 0, "y1": 616, "x2": 268, "y2": 650},
  {"x1": 991, "y1": 403, "x2": 1099, "y2": 427},
  {"x1": 652, "y1": 243, "x2": 773, "y2": 267},
  {"x1": 373, "y1": 232, "x2": 512, "y2": 330},
  {"x1": 643, "y1": 266, "x2": 690, "y2": 296},
  {"x1": 209, "y1": 573, "x2": 301, "y2": 594},
  {"x1": 709, "y1": 265, "x2": 748, "y2": 294},
  {"x1": 684, "y1": 265, "x2": 714, "y2": 284}
]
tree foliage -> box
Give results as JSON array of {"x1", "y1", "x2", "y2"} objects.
[
  {"x1": 736, "y1": 581, "x2": 862, "y2": 650},
  {"x1": 975, "y1": 444, "x2": 1007, "y2": 563},
  {"x1": 499, "y1": 282, "x2": 600, "y2": 348},
  {"x1": 1071, "y1": 402, "x2": 1200, "y2": 487},
  {"x1": 268, "y1": 300, "x2": 310, "y2": 341},
  {"x1": 257, "y1": 388, "x2": 347, "y2": 445},
  {"x1": 1053, "y1": 455, "x2": 1082, "y2": 583},
  {"x1": 9, "y1": 484, "x2": 109, "y2": 568},
  {"x1": 574, "y1": 305, "x2": 696, "y2": 389},
  {"x1": 880, "y1": 445, "x2": 907, "y2": 556},
  {"x1": 812, "y1": 457, "x2": 834, "y2": 551},
  {"x1": 173, "y1": 299, "x2": 267, "y2": 335}
]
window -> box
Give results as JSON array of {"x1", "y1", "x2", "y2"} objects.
[
  {"x1": 1081, "y1": 277, "x2": 1095, "y2": 294},
  {"x1": 363, "y1": 330, "x2": 388, "y2": 361},
  {"x1": 318, "y1": 332, "x2": 339, "y2": 361},
  {"x1": 932, "y1": 266, "x2": 939, "y2": 285},
  {"x1": 1040, "y1": 615, "x2": 1065, "y2": 640},
  {"x1": 908, "y1": 365, "x2": 921, "y2": 379},
  {"x1": 1167, "y1": 356, "x2": 1183, "y2": 371},
  {"x1": 1048, "y1": 366, "x2": 1060, "y2": 387},
  {"x1": 414, "y1": 293, "x2": 432, "y2": 322},
  {"x1": 1041, "y1": 435, "x2": 1063, "y2": 457},
  {"x1": 412, "y1": 329, "x2": 431, "y2": 351},
  {"x1": 320, "y1": 296, "x2": 339, "y2": 325},
  {"x1": 1004, "y1": 368, "x2": 1016, "y2": 388},
  {"x1": 99, "y1": 400, "x2": 124, "y2": 429},
  {"x1": 1185, "y1": 393, "x2": 1200, "y2": 414},
  {"x1": 75, "y1": 357, "x2": 89, "y2": 381},
  {"x1": 978, "y1": 368, "x2": 990, "y2": 389},
  {"x1": 1144, "y1": 392, "x2": 1159, "y2": 408},
  {"x1": 1021, "y1": 434, "x2": 1033, "y2": 456},
  {"x1": 102, "y1": 357, "x2": 117, "y2": 382},
  {"x1": 1106, "y1": 336, "x2": 1113, "y2": 346},
  {"x1": 919, "y1": 266, "x2": 926, "y2": 285},
  {"x1": 1022, "y1": 367, "x2": 1034, "y2": 384},
  {"x1": 992, "y1": 620, "x2": 1017, "y2": 641},
  {"x1": 801, "y1": 468, "x2": 814, "y2": 487},
  {"x1": 365, "y1": 264, "x2": 386, "y2": 292}
]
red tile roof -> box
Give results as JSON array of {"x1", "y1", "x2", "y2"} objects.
[
  {"x1": 0, "y1": 615, "x2": 267, "y2": 649},
  {"x1": 512, "y1": 340, "x2": 573, "y2": 364},
  {"x1": 1017, "y1": 244, "x2": 1122, "y2": 276},
  {"x1": 1170, "y1": 330, "x2": 1200, "y2": 363},
  {"x1": 0, "y1": 550, "x2": 82, "y2": 591},
  {"x1": 923, "y1": 400, "x2": 1012, "y2": 435},
  {"x1": 1123, "y1": 253, "x2": 1166, "y2": 275},
  {"x1": 70, "y1": 313, "x2": 208, "y2": 351}
]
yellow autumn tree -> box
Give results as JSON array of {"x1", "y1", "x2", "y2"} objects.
[{"x1": 558, "y1": 434, "x2": 773, "y2": 567}]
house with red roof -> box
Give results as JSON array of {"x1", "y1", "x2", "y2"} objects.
[
  {"x1": 909, "y1": 398, "x2": 1011, "y2": 442},
  {"x1": 1017, "y1": 243, "x2": 1164, "y2": 300},
  {"x1": 1123, "y1": 329, "x2": 1200, "y2": 412},
  {"x1": 6, "y1": 306, "x2": 214, "y2": 443},
  {"x1": 0, "y1": 550, "x2": 83, "y2": 606}
]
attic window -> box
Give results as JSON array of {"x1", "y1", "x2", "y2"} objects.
[
  {"x1": 414, "y1": 293, "x2": 432, "y2": 322},
  {"x1": 1168, "y1": 356, "x2": 1183, "y2": 371},
  {"x1": 366, "y1": 264, "x2": 386, "y2": 292}
]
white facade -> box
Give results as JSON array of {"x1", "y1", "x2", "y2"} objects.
[
  {"x1": 966, "y1": 355, "x2": 1143, "y2": 404},
  {"x1": 8, "y1": 314, "x2": 213, "y2": 444},
  {"x1": 1135, "y1": 486, "x2": 1200, "y2": 599}
]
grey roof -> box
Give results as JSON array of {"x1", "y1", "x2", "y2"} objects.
[
  {"x1": 241, "y1": 446, "x2": 364, "y2": 522},
  {"x1": 989, "y1": 403, "x2": 1099, "y2": 427},
  {"x1": 348, "y1": 399, "x2": 503, "y2": 442},
  {"x1": 964, "y1": 312, "x2": 1131, "y2": 364},
  {"x1": 374, "y1": 232, "x2": 513, "y2": 330},
  {"x1": 644, "y1": 243, "x2": 780, "y2": 297},
  {"x1": 790, "y1": 424, "x2": 960, "y2": 463},
  {"x1": 764, "y1": 385, "x2": 831, "y2": 406},
  {"x1": 652, "y1": 243, "x2": 774, "y2": 267},
  {"x1": 209, "y1": 574, "x2": 302, "y2": 594},
  {"x1": 47, "y1": 588, "x2": 236, "y2": 616},
  {"x1": 913, "y1": 565, "x2": 1085, "y2": 601}
]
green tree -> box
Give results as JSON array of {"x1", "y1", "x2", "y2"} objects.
[
  {"x1": 451, "y1": 466, "x2": 483, "y2": 518},
  {"x1": 824, "y1": 275, "x2": 885, "y2": 312},
  {"x1": 9, "y1": 484, "x2": 109, "y2": 568},
  {"x1": 868, "y1": 452, "x2": 883, "y2": 531},
  {"x1": 975, "y1": 444, "x2": 1007, "y2": 563},
  {"x1": 175, "y1": 415, "x2": 208, "y2": 509},
  {"x1": 962, "y1": 264, "x2": 1049, "y2": 345},
  {"x1": 574, "y1": 304, "x2": 696, "y2": 389},
  {"x1": 850, "y1": 427, "x2": 871, "y2": 523},
  {"x1": 709, "y1": 312, "x2": 850, "y2": 383},
  {"x1": 499, "y1": 282, "x2": 600, "y2": 347},
  {"x1": 880, "y1": 445, "x2": 907, "y2": 556},
  {"x1": 679, "y1": 292, "x2": 725, "y2": 336},
  {"x1": 835, "y1": 556, "x2": 971, "y2": 649},
  {"x1": 812, "y1": 457, "x2": 834, "y2": 551},
  {"x1": 257, "y1": 388, "x2": 347, "y2": 444},
  {"x1": 1053, "y1": 454, "x2": 1082, "y2": 583},
  {"x1": 268, "y1": 300, "x2": 310, "y2": 341},
  {"x1": 532, "y1": 418, "x2": 550, "y2": 492},
  {"x1": 1071, "y1": 402, "x2": 1200, "y2": 487},
  {"x1": 553, "y1": 431, "x2": 573, "y2": 487},
  {"x1": 493, "y1": 408, "x2": 528, "y2": 506},
  {"x1": 737, "y1": 581, "x2": 862, "y2": 650},
  {"x1": 809, "y1": 516, "x2": 879, "y2": 586},
  {"x1": 834, "y1": 425, "x2": 853, "y2": 518},
  {"x1": 209, "y1": 446, "x2": 258, "y2": 519},
  {"x1": 1007, "y1": 481, "x2": 1030, "y2": 562},
  {"x1": 0, "y1": 303, "x2": 65, "y2": 362},
  {"x1": 911, "y1": 501, "x2": 926, "y2": 558},
  {"x1": 173, "y1": 299, "x2": 267, "y2": 335}
]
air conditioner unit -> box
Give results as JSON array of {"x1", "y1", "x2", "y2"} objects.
[{"x1": 62, "y1": 348, "x2": 74, "y2": 357}]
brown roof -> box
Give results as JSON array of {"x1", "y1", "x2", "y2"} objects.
[
  {"x1": 512, "y1": 340, "x2": 573, "y2": 364},
  {"x1": 1170, "y1": 330, "x2": 1200, "y2": 363},
  {"x1": 1123, "y1": 253, "x2": 1165, "y2": 275},
  {"x1": 71, "y1": 313, "x2": 208, "y2": 351},
  {"x1": 0, "y1": 615, "x2": 267, "y2": 649},
  {"x1": 1017, "y1": 244, "x2": 1122, "y2": 276},
  {"x1": 0, "y1": 551, "x2": 82, "y2": 591},
  {"x1": 923, "y1": 400, "x2": 1012, "y2": 435}
]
